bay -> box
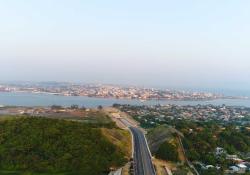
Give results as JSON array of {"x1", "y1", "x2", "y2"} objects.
[{"x1": 1, "y1": 92, "x2": 250, "y2": 108}]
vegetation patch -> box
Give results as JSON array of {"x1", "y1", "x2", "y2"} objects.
[
  {"x1": 0, "y1": 117, "x2": 127, "y2": 175},
  {"x1": 147, "y1": 125, "x2": 178, "y2": 153},
  {"x1": 101, "y1": 128, "x2": 132, "y2": 159},
  {"x1": 155, "y1": 140, "x2": 179, "y2": 162}
]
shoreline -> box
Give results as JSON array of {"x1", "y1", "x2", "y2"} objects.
[
  {"x1": 1, "y1": 91, "x2": 248, "y2": 102},
  {"x1": 1, "y1": 91, "x2": 250, "y2": 108}
]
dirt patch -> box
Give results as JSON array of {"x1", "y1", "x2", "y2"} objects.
[
  {"x1": 153, "y1": 158, "x2": 177, "y2": 175},
  {"x1": 121, "y1": 162, "x2": 131, "y2": 175}
]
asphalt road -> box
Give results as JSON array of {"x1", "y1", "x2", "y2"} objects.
[{"x1": 129, "y1": 127, "x2": 156, "y2": 175}]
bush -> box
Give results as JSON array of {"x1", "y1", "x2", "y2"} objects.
[{"x1": 155, "y1": 141, "x2": 179, "y2": 162}]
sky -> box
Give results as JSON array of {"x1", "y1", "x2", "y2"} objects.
[{"x1": 0, "y1": 0, "x2": 250, "y2": 91}]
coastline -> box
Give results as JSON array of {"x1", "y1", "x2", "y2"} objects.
[
  {"x1": 1, "y1": 90, "x2": 248, "y2": 101},
  {"x1": 1, "y1": 91, "x2": 250, "y2": 108}
]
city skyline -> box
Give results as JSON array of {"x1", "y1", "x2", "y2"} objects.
[{"x1": 1, "y1": 1, "x2": 250, "y2": 90}]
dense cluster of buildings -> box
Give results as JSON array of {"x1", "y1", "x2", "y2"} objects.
[
  {"x1": 115, "y1": 104, "x2": 250, "y2": 124},
  {"x1": 196, "y1": 147, "x2": 250, "y2": 174},
  {"x1": 215, "y1": 147, "x2": 249, "y2": 174},
  {"x1": 0, "y1": 82, "x2": 225, "y2": 100}
]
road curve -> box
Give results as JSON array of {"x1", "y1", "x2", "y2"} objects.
[{"x1": 129, "y1": 127, "x2": 156, "y2": 175}]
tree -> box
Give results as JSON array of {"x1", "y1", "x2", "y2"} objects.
[
  {"x1": 70, "y1": 104, "x2": 79, "y2": 109},
  {"x1": 155, "y1": 141, "x2": 179, "y2": 162},
  {"x1": 81, "y1": 105, "x2": 86, "y2": 110}
]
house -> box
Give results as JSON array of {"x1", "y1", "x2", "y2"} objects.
[
  {"x1": 205, "y1": 165, "x2": 214, "y2": 169},
  {"x1": 244, "y1": 162, "x2": 250, "y2": 171},
  {"x1": 234, "y1": 158, "x2": 244, "y2": 163},
  {"x1": 226, "y1": 154, "x2": 244, "y2": 163},
  {"x1": 237, "y1": 163, "x2": 247, "y2": 174},
  {"x1": 226, "y1": 154, "x2": 238, "y2": 160},
  {"x1": 229, "y1": 166, "x2": 240, "y2": 173},
  {"x1": 215, "y1": 147, "x2": 225, "y2": 156},
  {"x1": 229, "y1": 164, "x2": 248, "y2": 174}
]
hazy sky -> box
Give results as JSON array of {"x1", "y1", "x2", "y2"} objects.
[{"x1": 1, "y1": 0, "x2": 250, "y2": 90}]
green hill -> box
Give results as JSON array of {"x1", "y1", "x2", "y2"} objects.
[
  {"x1": 0, "y1": 117, "x2": 127, "y2": 175},
  {"x1": 147, "y1": 125, "x2": 182, "y2": 154}
]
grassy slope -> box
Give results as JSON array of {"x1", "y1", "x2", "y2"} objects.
[
  {"x1": 0, "y1": 116, "x2": 129, "y2": 175},
  {"x1": 101, "y1": 128, "x2": 132, "y2": 160}
]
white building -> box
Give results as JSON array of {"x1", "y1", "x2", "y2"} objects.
[
  {"x1": 229, "y1": 166, "x2": 239, "y2": 173},
  {"x1": 237, "y1": 163, "x2": 247, "y2": 174},
  {"x1": 215, "y1": 147, "x2": 225, "y2": 156}
]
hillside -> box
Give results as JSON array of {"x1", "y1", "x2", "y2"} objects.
[
  {"x1": 147, "y1": 125, "x2": 183, "y2": 154},
  {"x1": 101, "y1": 128, "x2": 132, "y2": 160},
  {"x1": 147, "y1": 125, "x2": 192, "y2": 175},
  {"x1": 0, "y1": 116, "x2": 129, "y2": 175}
]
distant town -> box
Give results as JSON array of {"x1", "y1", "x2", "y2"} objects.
[{"x1": 0, "y1": 82, "x2": 246, "y2": 101}]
